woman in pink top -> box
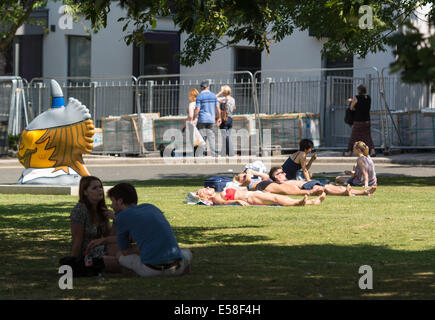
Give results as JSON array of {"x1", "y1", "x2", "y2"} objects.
[{"x1": 196, "y1": 186, "x2": 326, "y2": 206}]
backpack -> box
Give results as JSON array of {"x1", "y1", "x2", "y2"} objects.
[{"x1": 204, "y1": 176, "x2": 233, "y2": 192}]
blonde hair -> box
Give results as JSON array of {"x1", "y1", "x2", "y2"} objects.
[
  {"x1": 221, "y1": 85, "x2": 232, "y2": 96},
  {"x1": 353, "y1": 141, "x2": 369, "y2": 157},
  {"x1": 196, "y1": 188, "x2": 211, "y2": 201},
  {"x1": 189, "y1": 88, "x2": 199, "y2": 102},
  {"x1": 233, "y1": 172, "x2": 250, "y2": 187}
]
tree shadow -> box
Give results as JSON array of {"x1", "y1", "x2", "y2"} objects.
[
  {"x1": 1, "y1": 241, "x2": 434, "y2": 300},
  {"x1": 0, "y1": 203, "x2": 72, "y2": 231},
  {"x1": 106, "y1": 177, "x2": 206, "y2": 188}
]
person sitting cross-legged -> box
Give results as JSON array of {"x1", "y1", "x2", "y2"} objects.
[{"x1": 108, "y1": 183, "x2": 192, "y2": 277}]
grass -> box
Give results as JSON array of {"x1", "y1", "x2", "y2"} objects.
[{"x1": 0, "y1": 176, "x2": 434, "y2": 300}]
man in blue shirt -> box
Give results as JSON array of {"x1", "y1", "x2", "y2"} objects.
[
  {"x1": 108, "y1": 183, "x2": 192, "y2": 277},
  {"x1": 194, "y1": 80, "x2": 221, "y2": 156}
]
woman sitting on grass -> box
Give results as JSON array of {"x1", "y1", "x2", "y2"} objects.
[
  {"x1": 70, "y1": 176, "x2": 121, "y2": 272},
  {"x1": 196, "y1": 186, "x2": 326, "y2": 206},
  {"x1": 335, "y1": 141, "x2": 378, "y2": 190},
  {"x1": 269, "y1": 166, "x2": 376, "y2": 196},
  {"x1": 281, "y1": 138, "x2": 317, "y2": 181}
]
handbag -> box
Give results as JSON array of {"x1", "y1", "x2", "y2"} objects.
[{"x1": 344, "y1": 103, "x2": 354, "y2": 126}]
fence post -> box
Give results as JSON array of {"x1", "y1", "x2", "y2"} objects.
[
  {"x1": 264, "y1": 77, "x2": 272, "y2": 114},
  {"x1": 147, "y1": 80, "x2": 154, "y2": 113},
  {"x1": 90, "y1": 81, "x2": 98, "y2": 124},
  {"x1": 37, "y1": 82, "x2": 43, "y2": 115}
]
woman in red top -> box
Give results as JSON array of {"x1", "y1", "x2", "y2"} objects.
[{"x1": 196, "y1": 186, "x2": 326, "y2": 206}]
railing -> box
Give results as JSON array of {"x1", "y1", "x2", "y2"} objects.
[{"x1": 1, "y1": 69, "x2": 433, "y2": 156}]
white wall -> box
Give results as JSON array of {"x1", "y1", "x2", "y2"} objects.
[
  {"x1": 41, "y1": 0, "x2": 413, "y2": 81},
  {"x1": 43, "y1": 2, "x2": 90, "y2": 78}
]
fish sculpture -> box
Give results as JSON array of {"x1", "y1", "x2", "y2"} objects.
[{"x1": 17, "y1": 79, "x2": 95, "y2": 185}]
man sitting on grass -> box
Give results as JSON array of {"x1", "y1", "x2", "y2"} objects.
[{"x1": 108, "y1": 183, "x2": 192, "y2": 277}]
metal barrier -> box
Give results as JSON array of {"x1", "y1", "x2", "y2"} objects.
[
  {"x1": 0, "y1": 76, "x2": 28, "y2": 137},
  {"x1": 27, "y1": 76, "x2": 137, "y2": 128},
  {"x1": 0, "y1": 70, "x2": 432, "y2": 156}
]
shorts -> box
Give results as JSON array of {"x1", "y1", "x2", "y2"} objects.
[
  {"x1": 301, "y1": 180, "x2": 325, "y2": 190},
  {"x1": 255, "y1": 180, "x2": 274, "y2": 191},
  {"x1": 118, "y1": 248, "x2": 192, "y2": 277},
  {"x1": 347, "y1": 177, "x2": 358, "y2": 186}
]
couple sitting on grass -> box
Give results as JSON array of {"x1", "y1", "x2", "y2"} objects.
[
  {"x1": 196, "y1": 139, "x2": 377, "y2": 206},
  {"x1": 70, "y1": 177, "x2": 192, "y2": 277}
]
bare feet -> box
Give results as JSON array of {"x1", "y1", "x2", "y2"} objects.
[
  {"x1": 307, "y1": 192, "x2": 326, "y2": 205},
  {"x1": 310, "y1": 186, "x2": 325, "y2": 196},
  {"x1": 298, "y1": 194, "x2": 308, "y2": 206},
  {"x1": 364, "y1": 185, "x2": 377, "y2": 196},
  {"x1": 344, "y1": 184, "x2": 353, "y2": 197}
]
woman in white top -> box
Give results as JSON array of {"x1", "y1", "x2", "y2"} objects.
[
  {"x1": 216, "y1": 85, "x2": 236, "y2": 156},
  {"x1": 187, "y1": 88, "x2": 199, "y2": 126}
]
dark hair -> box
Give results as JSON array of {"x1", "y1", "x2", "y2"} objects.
[
  {"x1": 357, "y1": 84, "x2": 367, "y2": 95},
  {"x1": 107, "y1": 183, "x2": 138, "y2": 205},
  {"x1": 268, "y1": 166, "x2": 282, "y2": 182},
  {"x1": 299, "y1": 139, "x2": 314, "y2": 151},
  {"x1": 78, "y1": 176, "x2": 108, "y2": 229}
]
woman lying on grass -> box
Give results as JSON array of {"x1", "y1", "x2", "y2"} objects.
[{"x1": 196, "y1": 186, "x2": 326, "y2": 206}]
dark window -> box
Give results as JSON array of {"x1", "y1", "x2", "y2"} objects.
[
  {"x1": 68, "y1": 36, "x2": 91, "y2": 78},
  {"x1": 133, "y1": 31, "x2": 180, "y2": 79},
  {"x1": 234, "y1": 47, "x2": 261, "y2": 80},
  {"x1": 133, "y1": 32, "x2": 180, "y2": 116},
  {"x1": 17, "y1": 35, "x2": 43, "y2": 81},
  {"x1": 324, "y1": 54, "x2": 354, "y2": 107},
  {"x1": 233, "y1": 47, "x2": 261, "y2": 114},
  {"x1": 324, "y1": 55, "x2": 353, "y2": 77},
  {"x1": 0, "y1": 42, "x2": 14, "y2": 76}
]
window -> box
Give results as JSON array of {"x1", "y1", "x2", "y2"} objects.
[
  {"x1": 233, "y1": 47, "x2": 261, "y2": 114},
  {"x1": 234, "y1": 47, "x2": 261, "y2": 80},
  {"x1": 134, "y1": 31, "x2": 180, "y2": 79},
  {"x1": 324, "y1": 54, "x2": 354, "y2": 107},
  {"x1": 324, "y1": 55, "x2": 353, "y2": 77},
  {"x1": 133, "y1": 32, "x2": 180, "y2": 116},
  {"x1": 68, "y1": 36, "x2": 91, "y2": 78}
]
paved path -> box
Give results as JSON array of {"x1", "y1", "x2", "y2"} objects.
[{"x1": 1, "y1": 152, "x2": 434, "y2": 183}]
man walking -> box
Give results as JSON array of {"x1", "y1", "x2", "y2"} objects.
[
  {"x1": 194, "y1": 80, "x2": 221, "y2": 156},
  {"x1": 108, "y1": 183, "x2": 192, "y2": 277}
]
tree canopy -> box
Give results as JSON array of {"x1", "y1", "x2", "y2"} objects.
[{"x1": 1, "y1": 0, "x2": 433, "y2": 88}]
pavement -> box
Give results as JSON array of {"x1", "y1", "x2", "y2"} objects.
[{"x1": 0, "y1": 151, "x2": 434, "y2": 184}]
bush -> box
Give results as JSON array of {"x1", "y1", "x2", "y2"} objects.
[{"x1": 8, "y1": 133, "x2": 21, "y2": 150}]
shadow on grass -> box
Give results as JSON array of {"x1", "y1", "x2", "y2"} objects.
[
  {"x1": 1, "y1": 241, "x2": 434, "y2": 300},
  {"x1": 106, "y1": 177, "x2": 206, "y2": 188},
  {"x1": 0, "y1": 203, "x2": 71, "y2": 231}
]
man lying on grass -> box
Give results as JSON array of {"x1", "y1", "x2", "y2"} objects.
[
  {"x1": 196, "y1": 186, "x2": 326, "y2": 206},
  {"x1": 269, "y1": 167, "x2": 377, "y2": 197}
]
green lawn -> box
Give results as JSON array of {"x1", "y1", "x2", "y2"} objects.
[{"x1": 0, "y1": 176, "x2": 434, "y2": 300}]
